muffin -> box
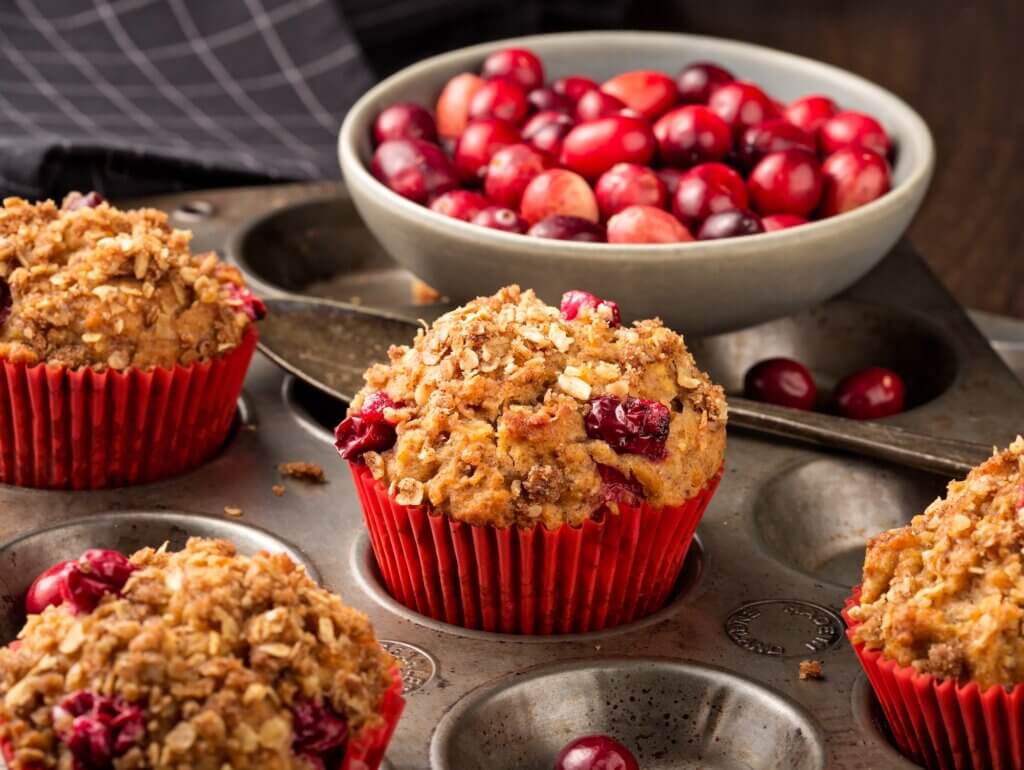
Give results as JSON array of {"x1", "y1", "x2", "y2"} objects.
[
  {"x1": 0, "y1": 538, "x2": 404, "y2": 770},
  {"x1": 336, "y1": 285, "x2": 726, "y2": 634},
  {"x1": 0, "y1": 194, "x2": 261, "y2": 489},
  {"x1": 845, "y1": 437, "x2": 1024, "y2": 770}
]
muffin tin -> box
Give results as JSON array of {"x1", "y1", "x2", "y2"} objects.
[{"x1": 2, "y1": 181, "x2": 1023, "y2": 769}]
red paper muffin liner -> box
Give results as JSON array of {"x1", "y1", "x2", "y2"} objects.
[
  {"x1": 845, "y1": 588, "x2": 1024, "y2": 770},
  {"x1": 0, "y1": 327, "x2": 257, "y2": 490},
  {"x1": 350, "y1": 462, "x2": 722, "y2": 635}
]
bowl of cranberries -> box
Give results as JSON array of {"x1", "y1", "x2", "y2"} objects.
[{"x1": 339, "y1": 31, "x2": 934, "y2": 336}]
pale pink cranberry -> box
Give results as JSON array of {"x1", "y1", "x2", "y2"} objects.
[
  {"x1": 559, "y1": 115, "x2": 656, "y2": 180},
  {"x1": 469, "y1": 79, "x2": 530, "y2": 125},
  {"x1": 672, "y1": 162, "x2": 748, "y2": 228},
  {"x1": 784, "y1": 95, "x2": 839, "y2": 135},
  {"x1": 653, "y1": 105, "x2": 733, "y2": 167},
  {"x1": 834, "y1": 367, "x2": 905, "y2": 420},
  {"x1": 676, "y1": 62, "x2": 735, "y2": 104},
  {"x1": 555, "y1": 735, "x2": 640, "y2": 770},
  {"x1": 708, "y1": 81, "x2": 779, "y2": 134},
  {"x1": 575, "y1": 89, "x2": 628, "y2": 122},
  {"x1": 335, "y1": 392, "x2": 399, "y2": 462},
  {"x1": 484, "y1": 143, "x2": 548, "y2": 208},
  {"x1": 454, "y1": 118, "x2": 521, "y2": 181},
  {"x1": 585, "y1": 396, "x2": 670, "y2": 460},
  {"x1": 429, "y1": 190, "x2": 490, "y2": 221},
  {"x1": 819, "y1": 111, "x2": 892, "y2": 157},
  {"x1": 818, "y1": 148, "x2": 891, "y2": 216},
  {"x1": 528, "y1": 87, "x2": 574, "y2": 114},
  {"x1": 594, "y1": 163, "x2": 666, "y2": 219},
  {"x1": 522, "y1": 110, "x2": 575, "y2": 158},
  {"x1": 481, "y1": 47, "x2": 544, "y2": 91},
  {"x1": 226, "y1": 284, "x2": 267, "y2": 321},
  {"x1": 747, "y1": 149, "x2": 824, "y2": 217},
  {"x1": 436, "y1": 73, "x2": 485, "y2": 138},
  {"x1": 607, "y1": 205, "x2": 693, "y2": 244},
  {"x1": 697, "y1": 209, "x2": 765, "y2": 240},
  {"x1": 520, "y1": 168, "x2": 599, "y2": 224},
  {"x1": 737, "y1": 119, "x2": 816, "y2": 168},
  {"x1": 560, "y1": 290, "x2": 620, "y2": 326},
  {"x1": 762, "y1": 213, "x2": 808, "y2": 232},
  {"x1": 371, "y1": 139, "x2": 459, "y2": 204},
  {"x1": 528, "y1": 215, "x2": 606, "y2": 242},
  {"x1": 601, "y1": 70, "x2": 679, "y2": 120},
  {"x1": 553, "y1": 75, "x2": 600, "y2": 104},
  {"x1": 372, "y1": 103, "x2": 437, "y2": 145},
  {"x1": 472, "y1": 206, "x2": 529, "y2": 233},
  {"x1": 744, "y1": 358, "x2": 817, "y2": 410}
]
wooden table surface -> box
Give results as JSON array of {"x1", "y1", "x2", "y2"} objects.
[{"x1": 627, "y1": 0, "x2": 1022, "y2": 317}]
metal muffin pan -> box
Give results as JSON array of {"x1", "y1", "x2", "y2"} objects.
[{"x1": 1, "y1": 182, "x2": 1020, "y2": 769}]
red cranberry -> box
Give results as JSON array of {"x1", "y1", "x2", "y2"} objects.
[
  {"x1": 607, "y1": 205, "x2": 693, "y2": 244},
  {"x1": 818, "y1": 148, "x2": 891, "y2": 216},
  {"x1": 372, "y1": 103, "x2": 437, "y2": 145},
  {"x1": 472, "y1": 206, "x2": 529, "y2": 233},
  {"x1": 654, "y1": 105, "x2": 733, "y2": 167},
  {"x1": 560, "y1": 115, "x2": 656, "y2": 180},
  {"x1": 708, "y1": 81, "x2": 779, "y2": 134},
  {"x1": 429, "y1": 190, "x2": 490, "y2": 221},
  {"x1": 371, "y1": 139, "x2": 459, "y2": 204},
  {"x1": 436, "y1": 73, "x2": 485, "y2": 138},
  {"x1": 528, "y1": 215, "x2": 606, "y2": 243},
  {"x1": 676, "y1": 62, "x2": 735, "y2": 104},
  {"x1": 834, "y1": 367, "x2": 905, "y2": 420},
  {"x1": 469, "y1": 79, "x2": 529, "y2": 125},
  {"x1": 555, "y1": 735, "x2": 640, "y2": 770},
  {"x1": 737, "y1": 119, "x2": 816, "y2": 168},
  {"x1": 748, "y1": 149, "x2": 824, "y2": 217},
  {"x1": 656, "y1": 168, "x2": 684, "y2": 198},
  {"x1": 601, "y1": 70, "x2": 679, "y2": 120},
  {"x1": 522, "y1": 110, "x2": 575, "y2": 158},
  {"x1": 528, "y1": 87, "x2": 574, "y2": 114},
  {"x1": 227, "y1": 284, "x2": 267, "y2": 321},
  {"x1": 575, "y1": 89, "x2": 628, "y2": 122},
  {"x1": 553, "y1": 75, "x2": 600, "y2": 103},
  {"x1": 819, "y1": 111, "x2": 892, "y2": 157},
  {"x1": 292, "y1": 700, "x2": 349, "y2": 766},
  {"x1": 560, "y1": 290, "x2": 621, "y2": 326},
  {"x1": 594, "y1": 163, "x2": 666, "y2": 219},
  {"x1": 26, "y1": 549, "x2": 135, "y2": 615},
  {"x1": 762, "y1": 213, "x2": 808, "y2": 232},
  {"x1": 481, "y1": 47, "x2": 544, "y2": 92},
  {"x1": 334, "y1": 391, "x2": 399, "y2": 462},
  {"x1": 54, "y1": 691, "x2": 145, "y2": 769},
  {"x1": 520, "y1": 169, "x2": 599, "y2": 224},
  {"x1": 454, "y1": 118, "x2": 521, "y2": 181},
  {"x1": 697, "y1": 209, "x2": 765, "y2": 240},
  {"x1": 785, "y1": 95, "x2": 839, "y2": 135},
  {"x1": 584, "y1": 396, "x2": 670, "y2": 460},
  {"x1": 63, "y1": 191, "x2": 105, "y2": 211},
  {"x1": 597, "y1": 465, "x2": 646, "y2": 507},
  {"x1": 744, "y1": 358, "x2": 817, "y2": 410},
  {"x1": 25, "y1": 559, "x2": 77, "y2": 614},
  {"x1": 672, "y1": 162, "x2": 748, "y2": 228},
  {"x1": 484, "y1": 143, "x2": 548, "y2": 208}
]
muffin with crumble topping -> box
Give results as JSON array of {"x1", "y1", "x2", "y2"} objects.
[
  {"x1": 845, "y1": 437, "x2": 1024, "y2": 770},
  {"x1": 335, "y1": 285, "x2": 726, "y2": 634},
  {"x1": 0, "y1": 193, "x2": 262, "y2": 489}
]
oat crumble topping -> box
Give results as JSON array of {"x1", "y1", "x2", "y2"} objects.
[
  {"x1": 278, "y1": 462, "x2": 327, "y2": 484},
  {"x1": 799, "y1": 660, "x2": 824, "y2": 680}
]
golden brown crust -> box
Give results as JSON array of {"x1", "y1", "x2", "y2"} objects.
[
  {"x1": 851, "y1": 437, "x2": 1024, "y2": 689},
  {"x1": 354, "y1": 285, "x2": 727, "y2": 529},
  {"x1": 0, "y1": 196, "x2": 255, "y2": 370},
  {"x1": 0, "y1": 539, "x2": 394, "y2": 770}
]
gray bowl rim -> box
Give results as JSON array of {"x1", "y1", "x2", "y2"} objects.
[{"x1": 339, "y1": 30, "x2": 935, "y2": 262}]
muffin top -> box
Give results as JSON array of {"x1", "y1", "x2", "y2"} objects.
[
  {"x1": 0, "y1": 538, "x2": 395, "y2": 770},
  {"x1": 850, "y1": 437, "x2": 1024, "y2": 689},
  {"x1": 0, "y1": 195, "x2": 262, "y2": 371},
  {"x1": 336, "y1": 285, "x2": 727, "y2": 529}
]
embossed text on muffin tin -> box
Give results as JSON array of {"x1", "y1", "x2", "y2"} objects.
[{"x1": 725, "y1": 600, "x2": 844, "y2": 656}]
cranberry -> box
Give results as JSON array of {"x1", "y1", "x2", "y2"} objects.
[
  {"x1": 597, "y1": 464, "x2": 645, "y2": 507},
  {"x1": 469, "y1": 78, "x2": 530, "y2": 125},
  {"x1": 54, "y1": 691, "x2": 144, "y2": 770},
  {"x1": 429, "y1": 190, "x2": 490, "y2": 221},
  {"x1": 785, "y1": 95, "x2": 839, "y2": 135},
  {"x1": 575, "y1": 89, "x2": 628, "y2": 122},
  {"x1": 227, "y1": 284, "x2": 267, "y2": 321},
  {"x1": 601, "y1": 70, "x2": 679, "y2": 120},
  {"x1": 553, "y1": 75, "x2": 600, "y2": 104},
  {"x1": 748, "y1": 149, "x2": 823, "y2": 217},
  {"x1": 522, "y1": 110, "x2": 575, "y2": 158},
  {"x1": 560, "y1": 290, "x2": 621, "y2": 326},
  {"x1": 435, "y1": 72, "x2": 485, "y2": 138},
  {"x1": 520, "y1": 169, "x2": 599, "y2": 224},
  {"x1": 594, "y1": 163, "x2": 666, "y2": 219},
  {"x1": 25, "y1": 560, "x2": 77, "y2": 614},
  {"x1": 528, "y1": 87, "x2": 573, "y2": 114},
  {"x1": 744, "y1": 358, "x2": 817, "y2": 410},
  {"x1": 762, "y1": 213, "x2": 808, "y2": 232},
  {"x1": 607, "y1": 205, "x2": 692, "y2": 244},
  {"x1": 555, "y1": 735, "x2": 640, "y2": 770},
  {"x1": 585, "y1": 396, "x2": 670, "y2": 460},
  {"x1": 372, "y1": 103, "x2": 437, "y2": 145},
  {"x1": 653, "y1": 105, "x2": 733, "y2": 167},
  {"x1": 820, "y1": 111, "x2": 891, "y2": 157},
  {"x1": 453, "y1": 118, "x2": 521, "y2": 181},
  {"x1": 334, "y1": 391, "x2": 399, "y2": 461},
  {"x1": 560, "y1": 115, "x2": 656, "y2": 180},
  {"x1": 63, "y1": 191, "x2": 105, "y2": 211},
  {"x1": 26, "y1": 549, "x2": 135, "y2": 615},
  {"x1": 481, "y1": 47, "x2": 544, "y2": 92},
  {"x1": 737, "y1": 119, "x2": 816, "y2": 169},
  {"x1": 484, "y1": 143, "x2": 548, "y2": 208},
  {"x1": 834, "y1": 367, "x2": 906, "y2": 420},
  {"x1": 472, "y1": 206, "x2": 528, "y2": 233},
  {"x1": 528, "y1": 215, "x2": 606, "y2": 243},
  {"x1": 656, "y1": 167, "x2": 684, "y2": 198},
  {"x1": 676, "y1": 62, "x2": 735, "y2": 104},
  {"x1": 292, "y1": 700, "x2": 349, "y2": 767},
  {"x1": 708, "y1": 81, "x2": 779, "y2": 134},
  {"x1": 371, "y1": 139, "x2": 459, "y2": 204},
  {"x1": 818, "y1": 148, "x2": 891, "y2": 217},
  {"x1": 697, "y1": 209, "x2": 765, "y2": 240},
  {"x1": 672, "y1": 162, "x2": 748, "y2": 228}
]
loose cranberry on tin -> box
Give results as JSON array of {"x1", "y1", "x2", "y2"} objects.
[
  {"x1": 607, "y1": 205, "x2": 693, "y2": 244},
  {"x1": 371, "y1": 139, "x2": 459, "y2": 204},
  {"x1": 584, "y1": 395, "x2": 671, "y2": 460},
  {"x1": 528, "y1": 215, "x2": 606, "y2": 242},
  {"x1": 555, "y1": 735, "x2": 640, "y2": 770},
  {"x1": 819, "y1": 110, "x2": 892, "y2": 157},
  {"x1": 594, "y1": 163, "x2": 667, "y2": 220},
  {"x1": 784, "y1": 95, "x2": 839, "y2": 135},
  {"x1": 653, "y1": 105, "x2": 733, "y2": 168},
  {"x1": 744, "y1": 357, "x2": 818, "y2": 410},
  {"x1": 372, "y1": 103, "x2": 438, "y2": 145},
  {"x1": 676, "y1": 61, "x2": 735, "y2": 104},
  {"x1": 560, "y1": 290, "x2": 621, "y2": 326},
  {"x1": 481, "y1": 47, "x2": 545, "y2": 91},
  {"x1": 435, "y1": 72, "x2": 485, "y2": 138},
  {"x1": 520, "y1": 168, "x2": 599, "y2": 224},
  {"x1": 559, "y1": 115, "x2": 657, "y2": 180},
  {"x1": 834, "y1": 367, "x2": 906, "y2": 420},
  {"x1": 601, "y1": 70, "x2": 679, "y2": 120}
]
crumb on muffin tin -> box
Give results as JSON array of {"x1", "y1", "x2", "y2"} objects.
[{"x1": 0, "y1": 195, "x2": 257, "y2": 370}]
